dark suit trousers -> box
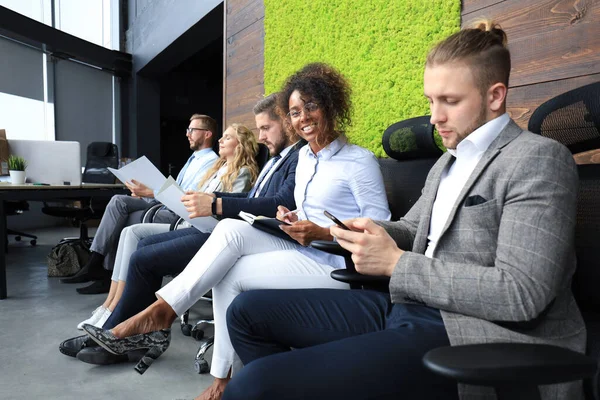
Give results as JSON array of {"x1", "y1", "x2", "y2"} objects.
[
  {"x1": 224, "y1": 289, "x2": 458, "y2": 400},
  {"x1": 103, "y1": 228, "x2": 211, "y2": 329}
]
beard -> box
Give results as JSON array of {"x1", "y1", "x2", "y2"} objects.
[{"x1": 445, "y1": 104, "x2": 488, "y2": 149}]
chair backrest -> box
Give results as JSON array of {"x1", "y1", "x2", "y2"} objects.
[
  {"x1": 256, "y1": 143, "x2": 270, "y2": 172},
  {"x1": 379, "y1": 116, "x2": 443, "y2": 220},
  {"x1": 82, "y1": 142, "x2": 119, "y2": 184},
  {"x1": 528, "y1": 81, "x2": 600, "y2": 155}
]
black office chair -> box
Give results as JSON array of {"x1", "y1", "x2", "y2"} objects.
[
  {"x1": 42, "y1": 142, "x2": 119, "y2": 248},
  {"x1": 5, "y1": 200, "x2": 37, "y2": 247}
]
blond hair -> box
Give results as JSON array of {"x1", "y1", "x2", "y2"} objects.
[
  {"x1": 426, "y1": 19, "x2": 510, "y2": 96},
  {"x1": 196, "y1": 123, "x2": 259, "y2": 192}
]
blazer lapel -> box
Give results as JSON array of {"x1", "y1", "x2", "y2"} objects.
[{"x1": 437, "y1": 120, "x2": 523, "y2": 239}]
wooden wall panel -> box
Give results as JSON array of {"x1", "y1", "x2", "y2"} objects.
[
  {"x1": 464, "y1": 0, "x2": 600, "y2": 135},
  {"x1": 223, "y1": 0, "x2": 265, "y2": 133}
]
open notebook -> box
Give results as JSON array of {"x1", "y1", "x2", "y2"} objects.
[{"x1": 238, "y1": 211, "x2": 296, "y2": 243}]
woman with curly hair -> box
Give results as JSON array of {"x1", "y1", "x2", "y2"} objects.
[
  {"x1": 76, "y1": 123, "x2": 258, "y2": 330},
  {"x1": 83, "y1": 62, "x2": 390, "y2": 400}
]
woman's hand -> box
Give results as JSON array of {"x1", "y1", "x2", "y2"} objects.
[
  {"x1": 276, "y1": 205, "x2": 299, "y2": 224},
  {"x1": 280, "y1": 220, "x2": 332, "y2": 246},
  {"x1": 126, "y1": 179, "x2": 154, "y2": 198},
  {"x1": 181, "y1": 191, "x2": 216, "y2": 219}
]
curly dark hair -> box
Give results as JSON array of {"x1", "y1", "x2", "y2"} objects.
[{"x1": 278, "y1": 62, "x2": 352, "y2": 148}]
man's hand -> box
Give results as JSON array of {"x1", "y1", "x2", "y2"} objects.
[
  {"x1": 280, "y1": 220, "x2": 332, "y2": 246},
  {"x1": 331, "y1": 218, "x2": 403, "y2": 277},
  {"x1": 181, "y1": 191, "x2": 216, "y2": 219},
  {"x1": 126, "y1": 179, "x2": 154, "y2": 198}
]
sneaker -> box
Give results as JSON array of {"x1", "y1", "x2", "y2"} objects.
[
  {"x1": 95, "y1": 308, "x2": 112, "y2": 329},
  {"x1": 77, "y1": 306, "x2": 107, "y2": 330}
]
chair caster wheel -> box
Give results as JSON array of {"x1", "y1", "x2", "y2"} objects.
[
  {"x1": 15, "y1": 236, "x2": 21, "y2": 241},
  {"x1": 30, "y1": 240, "x2": 37, "y2": 246},
  {"x1": 195, "y1": 359, "x2": 209, "y2": 374},
  {"x1": 181, "y1": 323, "x2": 192, "y2": 337},
  {"x1": 191, "y1": 328, "x2": 205, "y2": 341}
]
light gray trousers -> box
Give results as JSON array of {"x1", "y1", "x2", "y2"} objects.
[{"x1": 89, "y1": 195, "x2": 177, "y2": 270}]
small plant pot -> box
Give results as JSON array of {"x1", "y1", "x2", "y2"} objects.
[{"x1": 9, "y1": 170, "x2": 26, "y2": 184}]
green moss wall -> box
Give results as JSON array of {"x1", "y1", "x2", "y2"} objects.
[{"x1": 264, "y1": 0, "x2": 460, "y2": 156}]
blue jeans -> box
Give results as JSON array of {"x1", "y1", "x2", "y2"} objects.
[
  {"x1": 102, "y1": 228, "x2": 211, "y2": 329},
  {"x1": 224, "y1": 289, "x2": 458, "y2": 400}
]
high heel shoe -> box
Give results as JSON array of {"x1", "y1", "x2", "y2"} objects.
[{"x1": 82, "y1": 324, "x2": 171, "y2": 375}]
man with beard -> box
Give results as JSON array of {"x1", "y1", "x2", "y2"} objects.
[{"x1": 62, "y1": 114, "x2": 219, "y2": 294}]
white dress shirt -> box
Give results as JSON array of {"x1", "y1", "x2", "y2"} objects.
[
  {"x1": 177, "y1": 148, "x2": 219, "y2": 191},
  {"x1": 294, "y1": 136, "x2": 391, "y2": 267},
  {"x1": 425, "y1": 113, "x2": 510, "y2": 258}
]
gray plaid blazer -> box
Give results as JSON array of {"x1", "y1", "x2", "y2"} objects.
[{"x1": 379, "y1": 120, "x2": 586, "y2": 400}]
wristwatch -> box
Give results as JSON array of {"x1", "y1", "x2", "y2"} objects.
[{"x1": 211, "y1": 196, "x2": 217, "y2": 216}]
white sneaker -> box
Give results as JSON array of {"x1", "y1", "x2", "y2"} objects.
[
  {"x1": 77, "y1": 306, "x2": 107, "y2": 330},
  {"x1": 94, "y1": 308, "x2": 112, "y2": 328}
]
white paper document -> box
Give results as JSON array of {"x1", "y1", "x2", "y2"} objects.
[
  {"x1": 107, "y1": 156, "x2": 166, "y2": 190},
  {"x1": 154, "y1": 176, "x2": 215, "y2": 231}
]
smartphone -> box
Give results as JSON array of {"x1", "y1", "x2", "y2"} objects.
[{"x1": 323, "y1": 210, "x2": 350, "y2": 230}]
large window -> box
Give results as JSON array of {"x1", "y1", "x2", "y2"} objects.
[{"x1": 0, "y1": 0, "x2": 119, "y2": 149}]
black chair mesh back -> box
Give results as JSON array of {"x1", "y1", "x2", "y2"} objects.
[
  {"x1": 82, "y1": 142, "x2": 119, "y2": 184},
  {"x1": 528, "y1": 81, "x2": 600, "y2": 155},
  {"x1": 381, "y1": 116, "x2": 443, "y2": 220}
]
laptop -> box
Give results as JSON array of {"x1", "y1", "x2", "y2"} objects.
[{"x1": 8, "y1": 140, "x2": 82, "y2": 185}]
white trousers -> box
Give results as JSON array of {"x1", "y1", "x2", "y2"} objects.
[
  {"x1": 156, "y1": 218, "x2": 349, "y2": 378},
  {"x1": 110, "y1": 217, "x2": 219, "y2": 282}
]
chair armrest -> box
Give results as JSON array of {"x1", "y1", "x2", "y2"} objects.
[
  {"x1": 169, "y1": 217, "x2": 185, "y2": 231},
  {"x1": 423, "y1": 343, "x2": 597, "y2": 386},
  {"x1": 140, "y1": 203, "x2": 163, "y2": 223},
  {"x1": 310, "y1": 240, "x2": 351, "y2": 257},
  {"x1": 311, "y1": 240, "x2": 390, "y2": 289}
]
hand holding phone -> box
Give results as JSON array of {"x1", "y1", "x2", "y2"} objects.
[{"x1": 323, "y1": 210, "x2": 350, "y2": 230}]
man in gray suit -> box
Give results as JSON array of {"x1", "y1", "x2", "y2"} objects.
[
  {"x1": 221, "y1": 21, "x2": 585, "y2": 400},
  {"x1": 62, "y1": 114, "x2": 219, "y2": 293}
]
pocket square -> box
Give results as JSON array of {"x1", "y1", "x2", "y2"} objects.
[{"x1": 464, "y1": 195, "x2": 487, "y2": 207}]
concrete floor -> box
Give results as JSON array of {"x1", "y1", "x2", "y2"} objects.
[{"x1": 0, "y1": 227, "x2": 214, "y2": 400}]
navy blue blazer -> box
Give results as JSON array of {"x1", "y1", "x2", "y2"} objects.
[{"x1": 214, "y1": 142, "x2": 303, "y2": 218}]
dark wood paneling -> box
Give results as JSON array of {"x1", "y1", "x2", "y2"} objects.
[
  {"x1": 224, "y1": 0, "x2": 264, "y2": 133},
  {"x1": 462, "y1": 0, "x2": 504, "y2": 14},
  {"x1": 463, "y1": 0, "x2": 600, "y2": 87},
  {"x1": 226, "y1": 0, "x2": 264, "y2": 38}
]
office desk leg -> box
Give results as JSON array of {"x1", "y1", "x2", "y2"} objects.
[{"x1": 0, "y1": 200, "x2": 6, "y2": 299}]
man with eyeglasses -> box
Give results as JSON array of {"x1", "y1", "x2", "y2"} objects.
[{"x1": 61, "y1": 114, "x2": 219, "y2": 295}]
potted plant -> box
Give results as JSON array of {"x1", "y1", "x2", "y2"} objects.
[{"x1": 8, "y1": 155, "x2": 27, "y2": 184}]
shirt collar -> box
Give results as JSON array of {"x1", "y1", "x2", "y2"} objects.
[
  {"x1": 305, "y1": 136, "x2": 346, "y2": 160},
  {"x1": 447, "y1": 113, "x2": 509, "y2": 158},
  {"x1": 276, "y1": 142, "x2": 297, "y2": 160},
  {"x1": 192, "y1": 147, "x2": 215, "y2": 159}
]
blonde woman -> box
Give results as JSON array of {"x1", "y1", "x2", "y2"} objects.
[{"x1": 77, "y1": 124, "x2": 259, "y2": 330}]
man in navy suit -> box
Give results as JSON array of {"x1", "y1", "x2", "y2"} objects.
[{"x1": 59, "y1": 94, "x2": 303, "y2": 364}]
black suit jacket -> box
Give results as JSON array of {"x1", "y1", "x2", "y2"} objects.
[{"x1": 214, "y1": 142, "x2": 303, "y2": 218}]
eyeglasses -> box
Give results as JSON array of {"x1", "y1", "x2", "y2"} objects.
[
  {"x1": 287, "y1": 102, "x2": 319, "y2": 120},
  {"x1": 186, "y1": 127, "x2": 208, "y2": 134}
]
